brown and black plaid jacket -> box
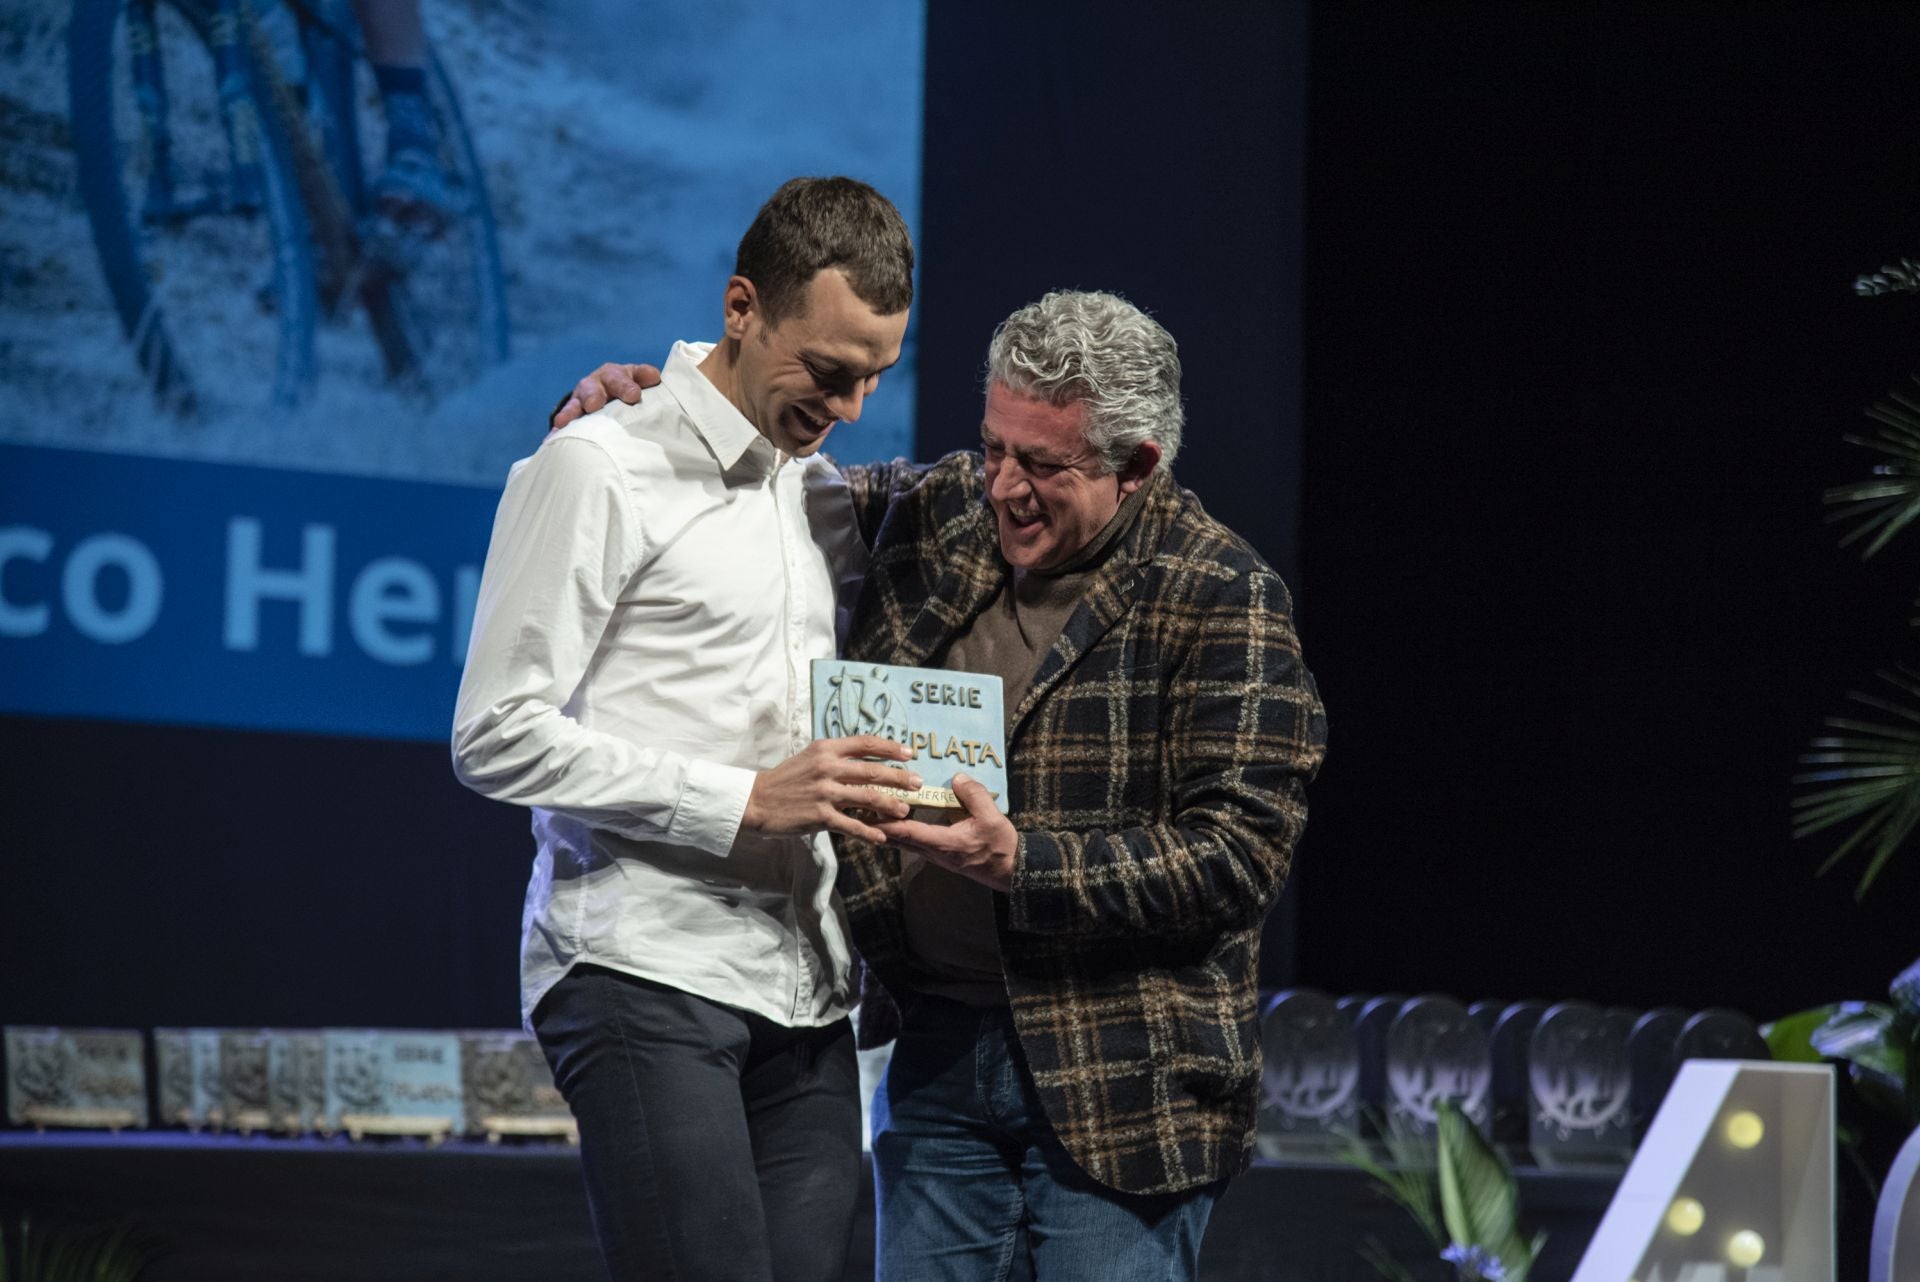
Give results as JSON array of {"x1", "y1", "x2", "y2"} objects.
[{"x1": 836, "y1": 452, "x2": 1327, "y2": 1196}]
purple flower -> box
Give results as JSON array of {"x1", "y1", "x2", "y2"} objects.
[{"x1": 1442, "y1": 1244, "x2": 1508, "y2": 1281}]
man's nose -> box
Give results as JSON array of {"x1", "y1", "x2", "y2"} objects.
[
  {"x1": 988, "y1": 460, "x2": 1029, "y2": 503},
  {"x1": 825, "y1": 383, "x2": 866, "y2": 424}
]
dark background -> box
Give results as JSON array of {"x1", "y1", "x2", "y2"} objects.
[
  {"x1": 1291, "y1": 0, "x2": 1919, "y2": 1018},
  {"x1": 4, "y1": 1, "x2": 1916, "y2": 1035}
]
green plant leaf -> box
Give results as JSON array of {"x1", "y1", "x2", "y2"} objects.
[
  {"x1": 1762, "y1": 1005, "x2": 1845, "y2": 1063},
  {"x1": 1828, "y1": 380, "x2": 1920, "y2": 556},
  {"x1": 46, "y1": 1236, "x2": 76, "y2": 1282},
  {"x1": 1335, "y1": 1120, "x2": 1444, "y2": 1247},
  {"x1": 0, "y1": 1218, "x2": 151, "y2": 1282},
  {"x1": 89, "y1": 1222, "x2": 135, "y2": 1282},
  {"x1": 1851, "y1": 1061, "x2": 1911, "y2": 1120},
  {"x1": 1856, "y1": 261, "x2": 1920, "y2": 297},
  {"x1": 1436, "y1": 1101, "x2": 1533, "y2": 1278},
  {"x1": 1793, "y1": 670, "x2": 1920, "y2": 897},
  {"x1": 1781, "y1": 1001, "x2": 1917, "y2": 1124},
  {"x1": 1357, "y1": 1237, "x2": 1422, "y2": 1282},
  {"x1": 1810, "y1": 1002, "x2": 1904, "y2": 1078}
]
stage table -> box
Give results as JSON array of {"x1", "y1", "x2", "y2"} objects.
[{"x1": 0, "y1": 1132, "x2": 1616, "y2": 1280}]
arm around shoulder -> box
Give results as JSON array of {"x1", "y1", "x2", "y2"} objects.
[{"x1": 836, "y1": 456, "x2": 934, "y2": 549}]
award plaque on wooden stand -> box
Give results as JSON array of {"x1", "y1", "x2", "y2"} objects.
[
  {"x1": 459, "y1": 1030, "x2": 577, "y2": 1143},
  {"x1": 4, "y1": 1026, "x2": 149, "y2": 1131},
  {"x1": 155, "y1": 1027, "x2": 224, "y2": 1130},
  {"x1": 219, "y1": 1030, "x2": 274, "y2": 1135},
  {"x1": 811, "y1": 660, "x2": 1008, "y2": 820},
  {"x1": 323, "y1": 1029, "x2": 465, "y2": 1142},
  {"x1": 268, "y1": 1031, "x2": 327, "y2": 1135}
]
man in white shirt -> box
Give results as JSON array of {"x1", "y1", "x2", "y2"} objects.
[{"x1": 452, "y1": 177, "x2": 918, "y2": 1282}]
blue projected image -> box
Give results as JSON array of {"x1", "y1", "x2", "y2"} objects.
[{"x1": 0, "y1": 0, "x2": 927, "y2": 740}]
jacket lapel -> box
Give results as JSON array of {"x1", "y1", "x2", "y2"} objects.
[
  {"x1": 1009, "y1": 556, "x2": 1144, "y2": 734},
  {"x1": 888, "y1": 503, "x2": 1004, "y2": 667}
]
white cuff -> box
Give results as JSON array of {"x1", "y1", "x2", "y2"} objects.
[{"x1": 669, "y1": 759, "x2": 756, "y2": 856}]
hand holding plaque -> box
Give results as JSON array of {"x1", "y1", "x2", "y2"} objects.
[
  {"x1": 811, "y1": 660, "x2": 1010, "y2": 818},
  {"x1": 811, "y1": 661, "x2": 1013, "y2": 876},
  {"x1": 877, "y1": 771, "x2": 1018, "y2": 892},
  {"x1": 743, "y1": 734, "x2": 920, "y2": 846}
]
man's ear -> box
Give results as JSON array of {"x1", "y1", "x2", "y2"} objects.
[
  {"x1": 723, "y1": 276, "x2": 758, "y2": 341},
  {"x1": 1117, "y1": 440, "x2": 1162, "y2": 494}
]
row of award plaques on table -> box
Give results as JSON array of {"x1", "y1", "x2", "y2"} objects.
[
  {"x1": 2, "y1": 1026, "x2": 576, "y2": 1144},
  {"x1": 1255, "y1": 990, "x2": 1771, "y2": 1169}
]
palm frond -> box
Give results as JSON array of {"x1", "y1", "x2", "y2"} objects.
[
  {"x1": 1826, "y1": 379, "x2": 1920, "y2": 557},
  {"x1": 1856, "y1": 259, "x2": 1920, "y2": 297},
  {"x1": 0, "y1": 1217, "x2": 150, "y2": 1282},
  {"x1": 1794, "y1": 669, "x2": 1920, "y2": 898},
  {"x1": 1334, "y1": 1116, "x2": 1445, "y2": 1247},
  {"x1": 1357, "y1": 1237, "x2": 1422, "y2": 1282}
]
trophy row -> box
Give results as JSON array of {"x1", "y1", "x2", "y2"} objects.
[
  {"x1": 3, "y1": 1026, "x2": 576, "y2": 1144},
  {"x1": 1257, "y1": 990, "x2": 1772, "y2": 1168}
]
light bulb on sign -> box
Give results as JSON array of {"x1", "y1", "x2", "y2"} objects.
[
  {"x1": 1724, "y1": 1110, "x2": 1764, "y2": 1148},
  {"x1": 1726, "y1": 1229, "x2": 1765, "y2": 1267},
  {"x1": 1665, "y1": 1197, "x2": 1705, "y2": 1236}
]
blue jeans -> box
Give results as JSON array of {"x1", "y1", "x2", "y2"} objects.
[{"x1": 871, "y1": 995, "x2": 1223, "y2": 1281}]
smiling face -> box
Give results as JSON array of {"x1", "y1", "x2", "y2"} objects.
[
  {"x1": 727, "y1": 268, "x2": 909, "y2": 457},
  {"x1": 982, "y1": 381, "x2": 1158, "y2": 570}
]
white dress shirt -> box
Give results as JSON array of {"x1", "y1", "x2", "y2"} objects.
[{"x1": 453, "y1": 342, "x2": 867, "y2": 1029}]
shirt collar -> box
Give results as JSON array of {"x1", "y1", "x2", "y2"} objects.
[{"x1": 660, "y1": 340, "x2": 780, "y2": 475}]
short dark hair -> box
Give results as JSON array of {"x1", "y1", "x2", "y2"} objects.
[{"x1": 734, "y1": 177, "x2": 914, "y2": 324}]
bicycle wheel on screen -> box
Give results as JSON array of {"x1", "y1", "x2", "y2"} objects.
[
  {"x1": 290, "y1": 4, "x2": 509, "y2": 386},
  {"x1": 68, "y1": 0, "x2": 320, "y2": 414},
  {"x1": 402, "y1": 49, "x2": 510, "y2": 369}
]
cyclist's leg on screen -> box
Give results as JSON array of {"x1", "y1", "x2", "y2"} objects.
[{"x1": 348, "y1": 0, "x2": 448, "y2": 217}]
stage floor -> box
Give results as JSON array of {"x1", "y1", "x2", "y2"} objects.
[{"x1": 0, "y1": 1132, "x2": 1617, "y2": 1280}]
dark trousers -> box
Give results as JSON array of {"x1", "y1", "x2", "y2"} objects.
[{"x1": 533, "y1": 965, "x2": 862, "y2": 1282}]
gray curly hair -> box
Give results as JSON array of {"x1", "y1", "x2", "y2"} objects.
[{"x1": 985, "y1": 290, "x2": 1183, "y2": 474}]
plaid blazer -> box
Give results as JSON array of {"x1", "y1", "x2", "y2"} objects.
[{"x1": 837, "y1": 452, "x2": 1327, "y2": 1196}]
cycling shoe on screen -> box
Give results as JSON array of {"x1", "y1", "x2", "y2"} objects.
[{"x1": 371, "y1": 145, "x2": 456, "y2": 239}]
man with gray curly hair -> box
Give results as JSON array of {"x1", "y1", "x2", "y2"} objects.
[
  {"x1": 990, "y1": 289, "x2": 1182, "y2": 470},
  {"x1": 972, "y1": 291, "x2": 1181, "y2": 574},
  {"x1": 562, "y1": 288, "x2": 1325, "y2": 1280},
  {"x1": 987, "y1": 288, "x2": 1184, "y2": 472}
]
